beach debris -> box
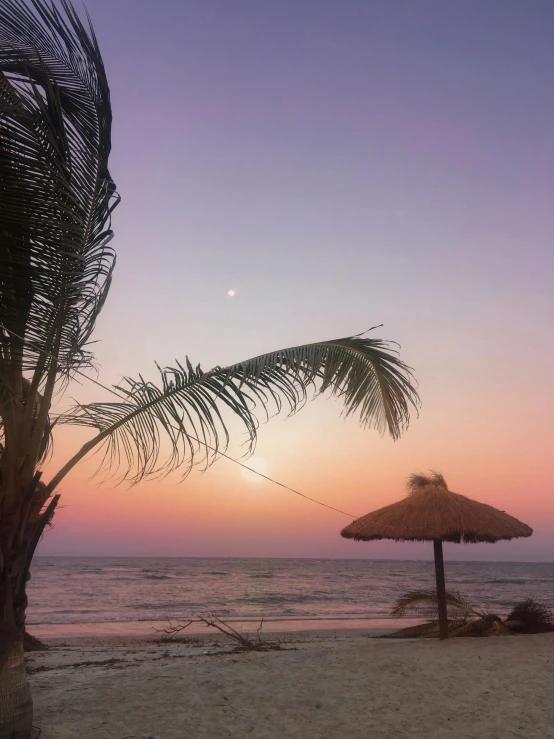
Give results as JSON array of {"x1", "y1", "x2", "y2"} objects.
[
  {"x1": 385, "y1": 590, "x2": 554, "y2": 638},
  {"x1": 386, "y1": 589, "x2": 507, "y2": 638},
  {"x1": 392, "y1": 589, "x2": 479, "y2": 620},
  {"x1": 153, "y1": 611, "x2": 282, "y2": 652},
  {"x1": 341, "y1": 471, "x2": 532, "y2": 640},
  {"x1": 23, "y1": 632, "x2": 49, "y2": 653},
  {"x1": 505, "y1": 598, "x2": 554, "y2": 634}
]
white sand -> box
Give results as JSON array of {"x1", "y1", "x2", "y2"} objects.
[{"x1": 28, "y1": 633, "x2": 554, "y2": 738}]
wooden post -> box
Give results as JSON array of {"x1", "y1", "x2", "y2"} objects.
[{"x1": 433, "y1": 539, "x2": 449, "y2": 640}]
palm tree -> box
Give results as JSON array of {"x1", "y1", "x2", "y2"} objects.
[{"x1": 0, "y1": 1, "x2": 420, "y2": 736}]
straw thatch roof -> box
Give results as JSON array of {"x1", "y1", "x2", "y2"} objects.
[{"x1": 341, "y1": 472, "x2": 533, "y2": 544}]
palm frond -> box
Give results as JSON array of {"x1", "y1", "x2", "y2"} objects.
[
  {"x1": 22, "y1": 379, "x2": 53, "y2": 463},
  {"x1": 386, "y1": 618, "x2": 474, "y2": 639},
  {"x1": 391, "y1": 589, "x2": 479, "y2": 619},
  {"x1": 49, "y1": 331, "x2": 419, "y2": 489},
  {"x1": 384, "y1": 620, "x2": 442, "y2": 639},
  {"x1": 448, "y1": 617, "x2": 513, "y2": 638},
  {"x1": 446, "y1": 619, "x2": 481, "y2": 638},
  {"x1": 0, "y1": 0, "x2": 118, "y2": 383},
  {"x1": 506, "y1": 598, "x2": 554, "y2": 634}
]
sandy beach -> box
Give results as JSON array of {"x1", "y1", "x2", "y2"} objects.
[{"x1": 28, "y1": 630, "x2": 554, "y2": 739}]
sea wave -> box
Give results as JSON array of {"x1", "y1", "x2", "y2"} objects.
[
  {"x1": 28, "y1": 557, "x2": 554, "y2": 626},
  {"x1": 104, "y1": 566, "x2": 142, "y2": 572},
  {"x1": 26, "y1": 611, "x2": 401, "y2": 625}
]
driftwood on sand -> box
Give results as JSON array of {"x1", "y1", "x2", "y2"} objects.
[{"x1": 153, "y1": 612, "x2": 283, "y2": 652}]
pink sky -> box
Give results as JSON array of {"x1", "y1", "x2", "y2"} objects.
[{"x1": 38, "y1": 0, "x2": 553, "y2": 561}]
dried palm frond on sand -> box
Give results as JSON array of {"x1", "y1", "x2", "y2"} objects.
[{"x1": 385, "y1": 591, "x2": 552, "y2": 639}]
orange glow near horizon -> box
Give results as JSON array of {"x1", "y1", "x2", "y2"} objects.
[{"x1": 38, "y1": 365, "x2": 554, "y2": 561}]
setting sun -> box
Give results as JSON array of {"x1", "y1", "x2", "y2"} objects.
[{"x1": 240, "y1": 456, "x2": 269, "y2": 484}]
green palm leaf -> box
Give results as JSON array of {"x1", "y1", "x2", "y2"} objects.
[{"x1": 49, "y1": 332, "x2": 419, "y2": 490}]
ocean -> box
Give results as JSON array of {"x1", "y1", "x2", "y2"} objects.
[{"x1": 27, "y1": 557, "x2": 554, "y2": 627}]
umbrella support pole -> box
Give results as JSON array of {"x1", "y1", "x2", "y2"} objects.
[{"x1": 433, "y1": 539, "x2": 449, "y2": 640}]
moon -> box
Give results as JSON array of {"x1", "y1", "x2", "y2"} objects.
[
  {"x1": 228, "y1": 289, "x2": 235, "y2": 297},
  {"x1": 240, "y1": 457, "x2": 269, "y2": 484}
]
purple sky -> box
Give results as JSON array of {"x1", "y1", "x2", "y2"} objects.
[
  {"x1": 39, "y1": 0, "x2": 554, "y2": 560},
  {"x1": 86, "y1": 0, "x2": 553, "y2": 370}
]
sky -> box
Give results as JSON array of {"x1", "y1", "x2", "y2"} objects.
[{"x1": 38, "y1": 0, "x2": 554, "y2": 561}]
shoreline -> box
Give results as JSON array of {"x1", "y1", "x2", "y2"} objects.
[{"x1": 29, "y1": 616, "x2": 423, "y2": 643}]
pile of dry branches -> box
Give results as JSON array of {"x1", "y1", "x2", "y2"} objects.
[{"x1": 153, "y1": 611, "x2": 282, "y2": 652}]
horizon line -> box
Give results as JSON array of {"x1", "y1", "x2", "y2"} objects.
[{"x1": 35, "y1": 554, "x2": 554, "y2": 565}]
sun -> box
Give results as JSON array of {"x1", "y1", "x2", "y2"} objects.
[
  {"x1": 228, "y1": 289, "x2": 235, "y2": 297},
  {"x1": 240, "y1": 456, "x2": 269, "y2": 484}
]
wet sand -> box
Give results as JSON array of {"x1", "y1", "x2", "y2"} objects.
[
  {"x1": 28, "y1": 631, "x2": 554, "y2": 738},
  {"x1": 30, "y1": 617, "x2": 422, "y2": 641}
]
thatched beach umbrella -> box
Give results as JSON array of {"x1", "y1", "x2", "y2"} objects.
[{"x1": 340, "y1": 472, "x2": 533, "y2": 640}]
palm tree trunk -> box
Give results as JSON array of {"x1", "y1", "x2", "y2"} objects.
[
  {"x1": 0, "y1": 639, "x2": 32, "y2": 739},
  {"x1": 0, "y1": 483, "x2": 58, "y2": 738},
  {"x1": 0, "y1": 554, "x2": 33, "y2": 739}
]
